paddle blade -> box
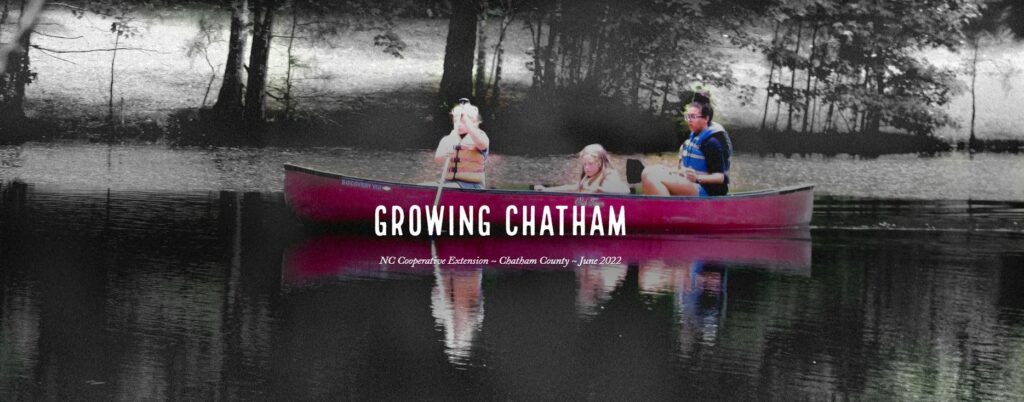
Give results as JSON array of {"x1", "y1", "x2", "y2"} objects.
[{"x1": 626, "y1": 158, "x2": 645, "y2": 184}]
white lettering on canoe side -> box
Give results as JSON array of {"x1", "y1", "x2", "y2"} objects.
[
  {"x1": 574, "y1": 197, "x2": 604, "y2": 208},
  {"x1": 340, "y1": 179, "x2": 387, "y2": 191}
]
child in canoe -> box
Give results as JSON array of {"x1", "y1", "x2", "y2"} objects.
[
  {"x1": 535, "y1": 144, "x2": 630, "y2": 194},
  {"x1": 641, "y1": 91, "x2": 732, "y2": 196},
  {"x1": 434, "y1": 98, "x2": 490, "y2": 189}
]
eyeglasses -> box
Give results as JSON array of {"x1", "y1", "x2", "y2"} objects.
[{"x1": 684, "y1": 114, "x2": 706, "y2": 121}]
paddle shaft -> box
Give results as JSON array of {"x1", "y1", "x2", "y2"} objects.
[{"x1": 433, "y1": 148, "x2": 454, "y2": 209}]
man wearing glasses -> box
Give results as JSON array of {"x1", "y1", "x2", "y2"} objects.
[{"x1": 641, "y1": 92, "x2": 732, "y2": 196}]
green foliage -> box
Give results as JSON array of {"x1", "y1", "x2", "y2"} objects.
[
  {"x1": 755, "y1": 0, "x2": 980, "y2": 135},
  {"x1": 521, "y1": 0, "x2": 741, "y2": 114},
  {"x1": 182, "y1": 16, "x2": 222, "y2": 63},
  {"x1": 374, "y1": 29, "x2": 406, "y2": 59},
  {"x1": 110, "y1": 18, "x2": 139, "y2": 38},
  {"x1": 291, "y1": 0, "x2": 406, "y2": 58}
]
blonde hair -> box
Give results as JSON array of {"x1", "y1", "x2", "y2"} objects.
[{"x1": 577, "y1": 143, "x2": 615, "y2": 190}]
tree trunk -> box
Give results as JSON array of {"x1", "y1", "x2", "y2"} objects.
[
  {"x1": 584, "y1": 2, "x2": 610, "y2": 88},
  {"x1": 528, "y1": 14, "x2": 543, "y2": 88},
  {"x1": 824, "y1": 101, "x2": 835, "y2": 132},
  {"x1": 849, "y1": 74, "x2": 862, "y2": 133},
  {"x1": 785, "y1": 21, "x2": 802, "y2": 133},
  {"x1": 0, "y1": 0, "x2": 41, "y2": 126},
  {"x1": 8, "y1": 1, "x2": 29, "y2": 119},
  {"x1": 800, "y1": 25, "x2": 819, "y2": 134},
  {"x1": 659, "y1": 80, "x2": 670, "y2": 115},
  {"x1": 867, "y1": 72, "x2": 884, "y2": 135},
  {"x1": 439, "y1": 0, "x2": 479, "y2": 107},
  {"x1": 760, "y1": 63, "x2": 775, "y2": 132},
  {"x1": 773, "y1": 97, "x2": 782, "y2": 131},
  {"x1": 859, "y1": 110, "x2": 867, "y2": 135},
  {"x1": 0, "y1": 0, "x2": 10, "y2": 112},
  {"x1": 473, "y1": 1, "x2": 487, "y2": 100},
  {"x1": 213, "y1": 0, "x2": 248, "y2": 118},
  {"x1": 487, "y1": 4, "x2": 513, "y2": 111},
  {"x1": 630, "y1": 58, "x2": 641, "y2": 108},
  {"x1": 969, "y1": 41, "x2": 978, "y2": 144},
  {"x1": 541, "y1": 0, "x2": 560, "y2": 91},
  {"x1": 558, "y1": 29, "x2": 570, "y2": 85},
  {"x1": 283, "y1": 3, "x2": 298, "y2": 120},
  {"x1": 108, "y1": 34, "x2": 120, "y2": 124},
  {"x1": 760, "y1": 22, "x2": 780, "y2": 132},
  {"x1": 808, "y1": 77, "x2": 819, "y2": 133},
  {"x1": 243, "y1": 1, "x2": 274, "y2": 130},
  {"x1": 490, "y1": 46, "x2": 504, "y2": 112}
]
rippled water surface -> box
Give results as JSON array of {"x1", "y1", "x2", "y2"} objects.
[
  {"x1": 1, "y1": 143, "x2": 1023, "y2": 200},
  {"x1": 1, "y1": 143, "x2": 1022, "y2": 400}
]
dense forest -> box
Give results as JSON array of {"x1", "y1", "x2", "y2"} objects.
[{"x1": 0, "y1": 0, "x2": 1021, "y2": 154}]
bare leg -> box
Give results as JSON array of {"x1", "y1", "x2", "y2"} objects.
[
  {"x1": 664, "y1": 177, "x2": 700, "y2": 196},
  {"x1": 641, "y1": 166, "x2": 669, "y2": 195},
  {"x1": 641, "y1": 165, "x2": 699, "y2": 196}
]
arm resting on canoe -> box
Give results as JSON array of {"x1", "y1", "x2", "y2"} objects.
[
  {"x1": 685, "y1": 170, "x2": 725, "y2": 185},
  {"x1": 534, "y1": 183, "x2": 580, "y2": 192},
  {"x1": 536, "y1": 174, "x2": 630, "y2": 194}
]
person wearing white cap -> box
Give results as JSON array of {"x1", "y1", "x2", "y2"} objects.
[{"x1": 433, "y1": 98, "x2": 490, "y2": 189}]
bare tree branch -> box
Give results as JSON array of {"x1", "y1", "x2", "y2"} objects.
[
  {"x1": 264, "y1": 90, "x2": 283, "y2": 101},
  {"x1": 46, "y1": 2, "x2": 87, "y2": 12},
  {"x1": 31, "y1": 31, "x2": 83, "y2": 40},
  {"x1": 32, "y1": 47, "x2": 78, "y2": 64},
  {"x1": 30, "y1": 44, "x2": 162, "y2": 54}
]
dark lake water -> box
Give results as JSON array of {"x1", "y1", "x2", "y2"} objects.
[{"x1": 1, "y1": 143, "x2": 1023, "y2": 400}]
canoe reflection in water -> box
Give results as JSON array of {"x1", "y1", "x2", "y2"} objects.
[
  {"x1": 282, "y1": 231, "x2": 810, "y2": 365},
  {"x1": 643, "y1": 260, "x2": 726, "y2": 351},
  {"x1": 430, "y1": 267, "x2": 484, "y2": 365},
  {"x1": 577, "y1": 260, "x2": 728, "y2": 352}
]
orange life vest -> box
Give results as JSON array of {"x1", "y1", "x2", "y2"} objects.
[{"x1": 446, "y1": 134, "x2": 487, "y2": 183}]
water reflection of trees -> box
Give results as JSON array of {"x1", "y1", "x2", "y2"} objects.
[
  {"x1": 734, "y1": 232, "x2": 1024, "y2": 400},
  {"x1": 279, "y1": 232, "x2": 1024, "y2": 399},
  {"x1": 3, "y1": 185, "x2": 1024, "y2": 401},
  {"x1": 0, "y1": 187, "x2": 292, "y2": 400}
]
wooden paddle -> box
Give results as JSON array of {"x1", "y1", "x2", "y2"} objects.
[{"x1": 433, "y1": 147, "x2": 454, "y2": 209}]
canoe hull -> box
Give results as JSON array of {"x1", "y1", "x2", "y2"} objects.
[{"x1": 284, "y1": 164, "x2": 814, "y2": 233}]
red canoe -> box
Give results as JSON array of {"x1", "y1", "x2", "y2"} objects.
[{"x1": 284, "y1": 163, "x2": 814, "y2": 233}]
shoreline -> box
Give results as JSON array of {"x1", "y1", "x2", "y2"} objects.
[{"x1": 4, "y1": 105, "x2": 1019, "y2": 156}]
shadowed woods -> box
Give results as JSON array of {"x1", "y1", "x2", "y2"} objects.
[{"x1": 0, "y1": 0, "x2": 1022, "y2": 155}]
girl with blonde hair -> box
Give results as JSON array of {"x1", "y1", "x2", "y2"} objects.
[
  {"x1": 535, "y1": 144, "x2": 630, "y2": 194},
  {"x1": 433, "y1": 98, "x2": 490, "y2": 189}
]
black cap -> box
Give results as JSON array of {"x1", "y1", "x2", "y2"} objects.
[{"x1": 458, "y1": 98, "x2": 470, "y2": 104}]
